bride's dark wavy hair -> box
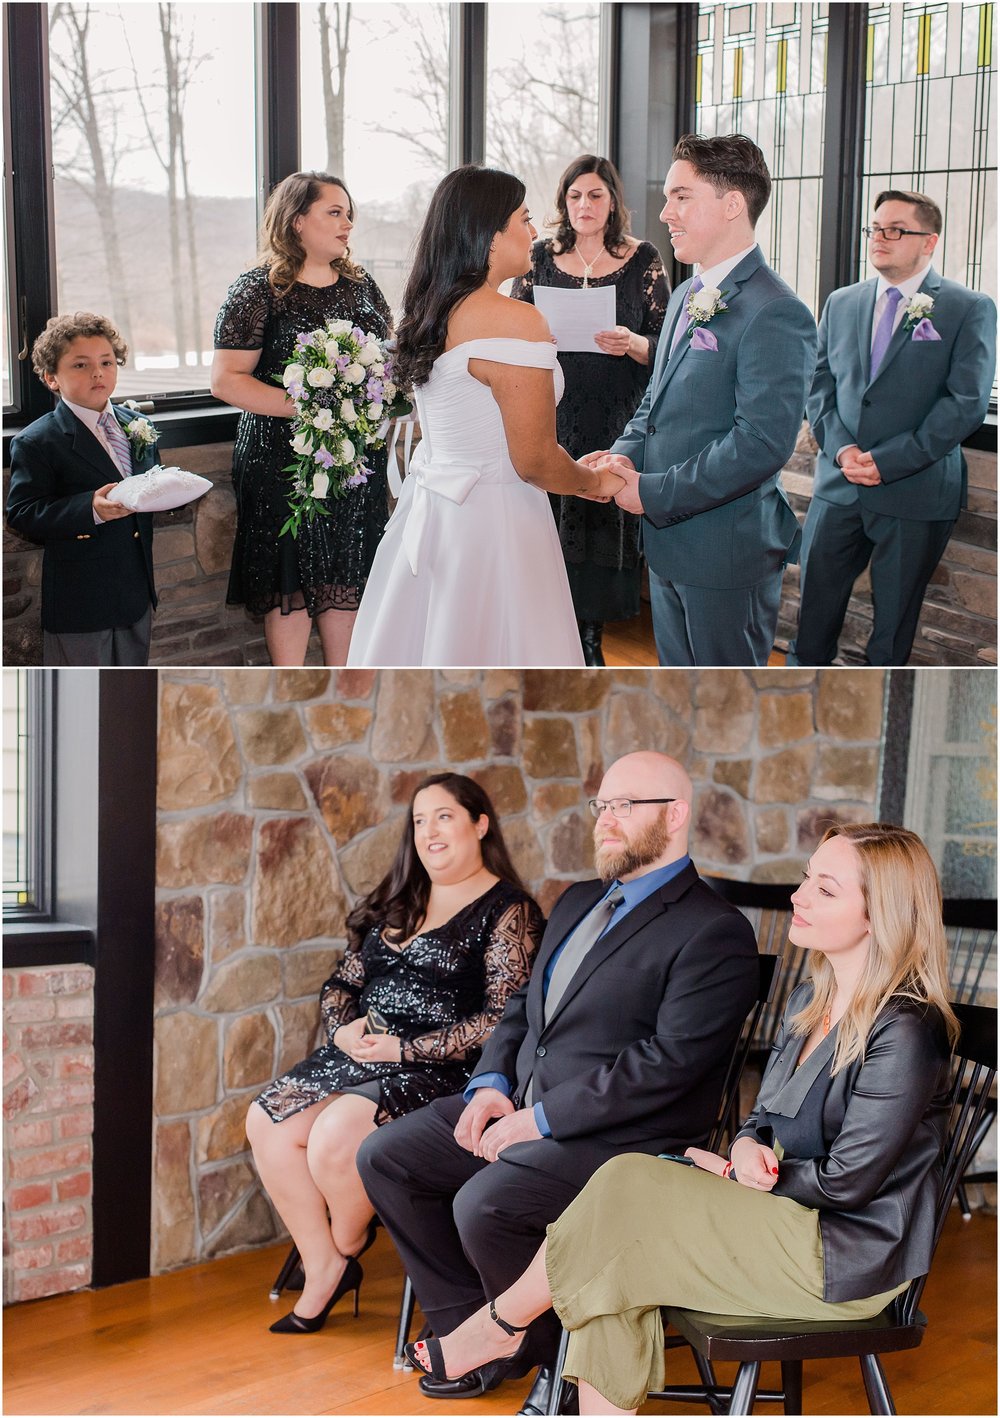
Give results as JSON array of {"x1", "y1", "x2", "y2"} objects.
[
  {"x1": 394, "y1": 166, "x2": 527, "y2": 390},
  {"x1": 344, "y1": 773, "x2": 529, "y2": 948}
]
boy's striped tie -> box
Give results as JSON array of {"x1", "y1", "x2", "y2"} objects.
[{"x1": 98, "y1": 409, "x2": 133, "y2": 478}]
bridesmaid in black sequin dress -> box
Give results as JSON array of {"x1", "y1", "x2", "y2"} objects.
[
  {"x1": 211, "y1": 172, "x2": 391, "y2": 666},
  {"x1": 246, "y1": 773, "x2": 543, "y2": 1334},
  {"x1": 512, "y1": 156, "x2": 670, "y2": 665}
]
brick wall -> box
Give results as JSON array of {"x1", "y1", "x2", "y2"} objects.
[{"x1": 2, "y1": 965, "x2": 95, "y2": 1304}]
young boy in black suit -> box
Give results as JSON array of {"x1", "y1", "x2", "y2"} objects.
[{"x1": 6, "y1": 312, "x2": 160, "y2": 665}]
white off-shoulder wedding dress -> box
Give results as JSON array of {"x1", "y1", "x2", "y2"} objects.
[{"x1": 347, "y1": 338, "x2": 584, "y2": 667}]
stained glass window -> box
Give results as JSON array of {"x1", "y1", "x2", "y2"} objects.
[
  {"x1": 861, "y1": 2, "x2": 996, "y2": 300},
  {"x1": 695, "y1": 3, "x2": 830, "y2": 314}
]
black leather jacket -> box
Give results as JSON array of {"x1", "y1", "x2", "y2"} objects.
[{"x1": 734, "y1": 982, "x2": 951, "y2": 1303}]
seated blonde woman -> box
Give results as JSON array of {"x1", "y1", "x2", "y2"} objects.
[{"x1": 404, "y1": 822, "x2": 957, "y2": 1414}]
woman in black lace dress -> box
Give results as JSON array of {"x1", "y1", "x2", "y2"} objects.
[
  {"x1": 512, "y1": 156, "x2": 670, "y2": 665},
  {"x1": 246, "y1": 773, "x2": 543, "y2": 1335},
  {"x1": 211, "y1": 172, "x2": 391, "y2": 666}
]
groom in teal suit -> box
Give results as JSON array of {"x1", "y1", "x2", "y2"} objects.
[
  {"x1": 789, "y1": 190, "x2": 996, "y2": 666},
  {"x1": 591, "y1": 134, "x2": 816, "y2": 666}
]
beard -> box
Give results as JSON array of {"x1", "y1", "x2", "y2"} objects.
[{"x1": 594, "y1": 810, "x2": 671, "y2": 883}]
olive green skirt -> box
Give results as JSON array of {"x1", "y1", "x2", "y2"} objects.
[{"x1": 544, "y1": 1155, "x2": 906, "y2": 1412}]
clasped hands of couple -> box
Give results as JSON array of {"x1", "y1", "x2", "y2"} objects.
[
  {"x1": 449, "y1": 1085, "x2": 782, "y2": 1185},
  {"x1": 578, "y1": 449, "x2": 644, "y2": 511}
]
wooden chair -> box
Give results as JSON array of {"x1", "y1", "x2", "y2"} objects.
[{"x1": 543, "y1": 1000, "x2": 995, "y2": 1416}]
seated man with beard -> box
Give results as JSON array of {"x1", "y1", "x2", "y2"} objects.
[{"x1": 357, "y1": 752, "x2": 759, "y2": 1415}]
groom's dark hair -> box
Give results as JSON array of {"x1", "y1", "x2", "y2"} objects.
[
  {"x1": 672, "y1": 134, "x2": 772, "y2": 226},
  {"x1": 395, "y1": 166, "x2": 527, "y2": 389}
]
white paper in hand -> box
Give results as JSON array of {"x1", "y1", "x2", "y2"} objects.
[
  {"x1": 533, "y1": 286, "x2": 617, "y2": 352},
  {"x1": 105, "y1": 465, "x2": 212, "y2": 512}
]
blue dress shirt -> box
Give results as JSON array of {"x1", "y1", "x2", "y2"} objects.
[{"x1": 465, "y1": 855, "x2": 692, "y2": 1135}]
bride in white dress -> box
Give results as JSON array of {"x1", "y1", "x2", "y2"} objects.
[{"x1": 347, "y1": 166, "x2": 623, "y2": 668}]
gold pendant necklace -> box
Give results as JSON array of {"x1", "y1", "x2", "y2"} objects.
[{"x1": 577, "y1": 245, "x2": 603, "y2": 288}]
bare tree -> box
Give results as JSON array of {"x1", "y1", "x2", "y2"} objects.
[
  {"x1": 48, "y1": 2, "x2": 135, "y2": 335},
  {"x1": 318, "y1": 2, "x2": 352, "y2": 176},
  {"x1": 367, "y1": 4, "x2": 449, "y2": 171}
]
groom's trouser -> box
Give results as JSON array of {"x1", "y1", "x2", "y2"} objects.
[
  {"x1": 648, "y1": 568, "x2": 784, "y2": 667},
  {"x1": 788, "y1": 498, "x2": 954, "y2": 666},
  {"x1": 357, "y1": 1093, "x2": 581, "y2": 1355}
]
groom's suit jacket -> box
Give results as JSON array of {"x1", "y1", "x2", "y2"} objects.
[
  {"x1": 612, "y1": 247, "x2": 817, "y2": 589},
  {"x1": 806, "y1": 267, "x2": 996, "y2": 522},
  {"x1": 6, "y1": 399, "x2": 158, "y2": 633},
  {"x1": 475, "y1": 861, "x2": 758, "y2": 1188}
]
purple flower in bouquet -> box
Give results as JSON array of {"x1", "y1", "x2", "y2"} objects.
[
  {"x1": 314, "y1": 446, "x2": 335, "y2": 469},
  {"x1": 336, "y1": 353, "x2": 351, "y2": 371},
  {"x1": 366, "y1": 377, "x2": 384, "y2": 401}
]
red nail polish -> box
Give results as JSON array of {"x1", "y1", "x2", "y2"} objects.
[{"x1": 771, "y1": 1166, "x2": 779, "y2": 1174}]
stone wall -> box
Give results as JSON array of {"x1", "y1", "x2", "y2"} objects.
[
  {"x1": 3, "y1": 433, "x2": 995, "y2": 667},
  {"x1": 152, "y1": 665, "x2": 887, "y2": 1270},
  {"x1": 2, "y1": 965, "x2": 95, "y2": 1303}
]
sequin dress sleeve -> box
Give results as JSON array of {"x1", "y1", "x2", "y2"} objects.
[{"x1": 254, "y1": 881, "x2": 544, "y2": 1126}]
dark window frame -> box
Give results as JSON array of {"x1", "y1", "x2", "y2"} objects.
[{"x1": 2, "y1": 667, "x2": 55, "y2": 925}]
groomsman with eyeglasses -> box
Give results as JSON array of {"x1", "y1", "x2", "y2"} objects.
[{"x1": 789, "y1": 190, "x2": 996, "y2": 666}]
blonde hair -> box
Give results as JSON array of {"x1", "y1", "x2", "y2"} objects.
[
  {"x1": 259, "y1": 171, "x2": 364, "y2": 296},
  {"x1": 790, "y1": 822, "x2": 959, "y2": 1073},
  {"x1": 32, "y1": 312, "x2": 128, "y2": 382}
]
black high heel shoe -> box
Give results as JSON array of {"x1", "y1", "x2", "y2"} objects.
[
  {"x1": 405, "y1": 1299, "x2": 532, "y2": 1398},
  {"x1": 269, "y1": 1256, "x2": 363, "y2": 1334}
]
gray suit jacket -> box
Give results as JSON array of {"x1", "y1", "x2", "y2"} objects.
[
  {"x1": 806, "y1": 268, "x2": 996, "y2": 521},
  {"x1": 611, "y1": 247, "x2": 817, "y2": 589}
]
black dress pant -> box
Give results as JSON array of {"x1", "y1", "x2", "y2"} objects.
[{"x1": 357, "y1": 1093, "x2": 582, "y2": 1357}]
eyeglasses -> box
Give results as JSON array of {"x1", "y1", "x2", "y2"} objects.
[
  {"x1": 862, "y1": 225, "x2": 934, "y2": 242},
  {"x1": 588, "y1": 798, "x2": 676, "y2": 819}
]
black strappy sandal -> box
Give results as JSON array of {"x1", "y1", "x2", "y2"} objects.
[{"x1": 404, "y1": 1299, "x2": 532, "y2": 1398}]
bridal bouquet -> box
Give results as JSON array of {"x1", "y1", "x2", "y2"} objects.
[{"x1": 277, "y1": 322, "x2": 410, "y2": 539}]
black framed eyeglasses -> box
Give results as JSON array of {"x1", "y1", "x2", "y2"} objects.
[
  {"x1": 588, "y1": 797, "x2": 676, "y2": 819},
  {"x1": 862, "y1": 225, "x2": 934, "y2": 241}
]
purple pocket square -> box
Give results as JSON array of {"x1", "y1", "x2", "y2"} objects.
[
  {"x1": 690, "y1": 327, "x2": 718, "y2": 352},
  {"x1": 911, "y1": 319, "x2": 941, "y2": 342}
]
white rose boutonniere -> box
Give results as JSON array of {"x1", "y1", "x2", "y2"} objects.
[
  {"x1": 126, "y1": 415, "x2": 160, "y2": 460},
  {"x1": 902, "y1": 293, "x2": 935, "y2": 331},
  {"x1": 686, "y1": 285, "x2": 728, "y2": 328}
]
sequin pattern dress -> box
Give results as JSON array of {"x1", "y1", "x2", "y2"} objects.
[
  {"x1": 512, "y1": 239, "x2": 669, "y2": 622},
  {"x1": 213, "y1": 265, "x2": 391, "y2": 618},
  {"x1": 255, "y1": 881, "x2": 543, "y2": 1126}
]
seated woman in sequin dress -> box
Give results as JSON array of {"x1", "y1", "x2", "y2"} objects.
[
  {"x1": 246, "y1": 773, "x2": 543, "y2": 1335},
  {"x1": 211, "y1": 172, "x2": 392, "y2": 668},
  {"x1": 404, "y1": 823, "x2": 957, "y2": 1413}
]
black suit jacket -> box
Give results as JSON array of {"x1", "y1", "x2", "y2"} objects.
[
  {"x1": 477, "y1": 862, "x2": 759, "y2": 1188},
  {"x1": 736, "y1": 981, "x2": 951, "y2": 1303},
  {"x1": 6, "y1": 400, "x2": 157, "y2": 633}
]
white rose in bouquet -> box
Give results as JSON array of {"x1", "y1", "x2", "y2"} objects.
[
  {"x1": 340, "y1": 399, "x2": 358, "y2": 424},
  {"x1": 384, "y1": 380, "x2": 398, "y2": 402},
  {"x1": 340, "y1": 437, "x2": 356, "y2": 463},
  {"x1": 368, "y1": 402, "x2": 384, "y2": 420},
  {"x1": 327, "y1": 319, "x2": 353, "y2": 336},
  {"x1": 291, "y1": 431, "x2": 315, "y2": 455},
  {"x1": 344, "y1": 363, "x2": 365, "y2": 385},
  {"x1": 312, "y1": 472, "x2": 330, "y2": 499},
  {"x1": 324, "y1": 340, "x2": 343, "y2": 362},
  {"x1": 358, "y1": 342, "x2": 381, "y2": 366},
  {"x1": 312, "y1": 408, "x2": 335, "y2": 431},
  {"x1": 307, "y1": 366, "x2": 335, "y2": 388},
  {"x1": 282, "y1": 363, "x2": 306, "y2": 388}
]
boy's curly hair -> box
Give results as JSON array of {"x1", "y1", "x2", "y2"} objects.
[{"x1": 32, "y1": 312, "x2": 128, "y2": 382}]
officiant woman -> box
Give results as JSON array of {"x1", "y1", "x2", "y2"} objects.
[
  {"x1": 513, "y1": 155, "x2": 669, "y2": 665},
  {"x1": 211, "y1": 171, "x2": 392, "y2": 667}
]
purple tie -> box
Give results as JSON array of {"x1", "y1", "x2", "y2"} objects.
[
  {"x1": 869, "y1": 286, "x2": 902, "y2": 381},
  {"x1": 98, "y1": 409, "x2": 132, "y2": 478},
  {"x1": 669, "y1": 275, "x2": 704, "y2": 355}
]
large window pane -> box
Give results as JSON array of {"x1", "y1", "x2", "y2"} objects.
[
  {"x1": 485, "y1": 3, "x2": 602, "y2": 251},
  {"x1": 299, "y1": 2, "x2": 452, "y2": 315},
  {"x1": 696, "y1": 2, "x2": 829, "y2": 315},
  {"x1": 48, "y1": 3, "x2": 258, "y2": 400},
  {"x1": 861, "y1": 2, "x2": 996, "y2": 304},
  {"x1": 3, "y1": 669, "x2": 35, "y2": 910}
]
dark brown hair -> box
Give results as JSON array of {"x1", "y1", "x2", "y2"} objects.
[
  {"x1": 672, "y1": 133, "x2": 772, "y2": 226},
  {"x1": 550, "y1": 154, "x2": 631, "y2": 256},
  {"x1": 874, "y1": 189, "x2": 942, "y2": 236},
  {"x1": 259, "y1": 171, "x2": 364, "y2": 296},
  {"x1": 32, "y1": 312, "x2": 128, "y2": 382},
  {"x1": 394, "y1": 166, "x2": 527, "y2": 390},
  {"x1": 344, "y1": 772, "x2": 530, "y2": 947}
]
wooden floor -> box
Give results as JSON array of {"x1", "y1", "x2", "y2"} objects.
[
  {"x1": 3, "y1": 1210, "x2": 995, "y2": 1416},
  {"x1": 602, "y1": 602, "x2": 787, "y2": 668}
]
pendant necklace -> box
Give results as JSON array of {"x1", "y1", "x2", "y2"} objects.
[{"x1": 577, "y1": 244, "x2": 603, "y2": 288}]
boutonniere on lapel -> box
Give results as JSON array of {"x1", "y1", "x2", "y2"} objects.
[
  {"x1": 686, "y1": 285, "x2": 728, "y2": 352},
  {"x1": 902, "y1": 293, "x2": 941, "y2": 342},
  {"x1": 125, "y1": 414, "x2": 160, "y2": 459}
]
